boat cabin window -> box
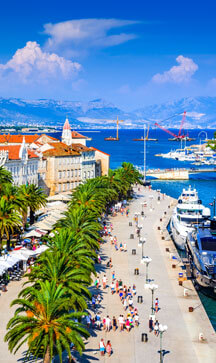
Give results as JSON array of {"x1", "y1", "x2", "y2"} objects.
[
  {"x1": 200, "y1": 237, "x2": 216, "y2": 252},
  {"x1": 178, "y1": 216, "x2": 203, "y2": 223},
  {"x1": 177, "y1": 208, "x2": 202, "y2": 215}
]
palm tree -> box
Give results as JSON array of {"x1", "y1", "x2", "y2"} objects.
[
  {"x1": 24, "y1": 251, "x2": 92, "y2": 311},
  {"x1": 0, "y1": 166, "x2": 13, "y2": 195},
  {"x1": 18, "y1": 184, "x2": 47, "y2": 225},
  {"x1": 5, "y1": 281, "x2": 90, "y2": 363},
  {"x1": 47, "y1": 229, "x2": 97, "y2": 268},
  {"x1": 70, "y1": 181, "x2": 105, "y2": 214},
  {"x1": 0, "y1": 197, "x2": 22, "y2": 250},
  {"x1": 57, "y1": 206, "x2": 101, "y2": 251}
]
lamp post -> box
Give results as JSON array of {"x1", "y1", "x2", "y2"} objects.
[
  {"x1": 138, "y1": 237, "x2": 146, "y2": 258},
  {"x1": 145, "y1": 283, "x2": 158, "y2": 315},
  {"x1": 141, "y1": 256, "x2": 152, "y2": 283},
  {"x1": 158, "y1": 324, "x2": 168, "y2": 363}
]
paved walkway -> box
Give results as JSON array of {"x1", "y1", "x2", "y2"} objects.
[
  {"x1": 81, "y1": 185, "x2": 216, "y2": 363},
  {"x1": 0, "y1": 185, "x2": 215, "y2": 363}
]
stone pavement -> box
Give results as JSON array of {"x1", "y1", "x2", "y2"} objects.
[
  {"x1": 81, "y1": 185, "x2": 216, "y2": 363},
  {"x1": 0, "y1": 185, "x2": 215, "y2": 363}
]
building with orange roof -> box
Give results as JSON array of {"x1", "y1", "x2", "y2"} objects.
[
  {"x1": 71, "y1": 143, "x2": 96, "y2": 181},
  {"x1": 0, "y1": 138, "x2": 39, "y2": 186},
  {"x1": 0, "y1": 133, "x2": 59, "y2": 146},
  {"x1": 36, "y1": 141, "x2": 82, "y2": 195}
]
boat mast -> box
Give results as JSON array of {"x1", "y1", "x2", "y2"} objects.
[{"x1": 144, "y1": 124, "x2": 146, "y2": 182}]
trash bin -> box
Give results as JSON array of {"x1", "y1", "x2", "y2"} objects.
[
  {"x1": 137, "y1": 296, "x2": 143, "y2": 303},
  {"x1": 134, "y1": 268, "x2": 139, "y2": 275},
  {"x1": 129, "y1": 222, "x2": 132, "y2": 226},
  {"x1": 132, "y1": 249, "x2": 136, "y2": 255},
  {"x1": 130, "y1": 234, "x2": 134, "y2": 239},
  {"x1": 141, "y1": 333, "x2": 148, "y2": 342}
]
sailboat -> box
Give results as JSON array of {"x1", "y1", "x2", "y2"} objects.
[
  {"x1": 133, "y1": 125, "x2": 158, "y2": 141},
  {"x1": 143, "y1": 125, "x2": 151, "y2": 186}
]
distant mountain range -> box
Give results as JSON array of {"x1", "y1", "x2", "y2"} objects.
[{"x1": 0, "y1": 96, "x2": 215, "y2": 129}]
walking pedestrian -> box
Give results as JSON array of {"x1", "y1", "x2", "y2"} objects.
[
  {"x1": 155, "y1": 297, "x2": 159, "y2": 313},
  {"x1": 105, "y1": 316, "x2": 111, "y2": 332},
  {"x1": 123, "y1": 298, "x2": 128, "y2": 310},
  {"x1": 106, "y1": 340, "x2": 112, "y2": 357},
  {"x1": 134, "y1": 313, "x2": 139, "y2": 327},
  {"x1": 112, "y1": 271, "x2": 115, "y2": 280},
  {"x1": 112, "y1": 316, "x2": 117, "y2": 331},
  {"x1": 149, "y1": 316, "x2": 153, "y2": 332},
  {"x1": 110, "y1": 280, "x2": 115, "y2": 295},
  {"x1": 99, "y1": 338, "x2": 106, "y2": 356},
  {"x1": 102, "y1": 275, "x2": 107, "y2": 289},
  {"x1": 118, "y1": 315, "x2": 124, "y2": 332},
  {"x1": 154, "y1": 320, "x2": 159, "y2": 336},
  {"x1": 116, "y1": 280, "x2": 119, "y2": 293},
  {"x1": 126, "y1": 319, "x2": 130, "y2": 332}
]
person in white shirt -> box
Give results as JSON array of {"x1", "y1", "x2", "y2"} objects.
[
  {"x1": 102, "y1": 275, "x2": 107, "y2": 289},
  {"x1": 110, "y1": 280, "x2": 115, "y2": 295},
  {"x1": 105, "y1": 316, "x2": 111, "y2": 332}
]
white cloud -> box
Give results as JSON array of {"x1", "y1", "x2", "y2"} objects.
[
  {"x1": 152, "y1": 55, "x2": 198, "y2": 83},
  {"x1": 0, "y1": 41, "x2": 81, "y2": 82},
  {"x1": 43, "y1": 18, "x2": 138, "y2": 54}
]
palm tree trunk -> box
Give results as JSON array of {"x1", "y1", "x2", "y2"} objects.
[
  {"x1": 6, "y1": 234, "x2": 11, "y2": 251},
  {"x1": 30, "y1": 209, "x2": 35, "y2": 225},
  {"x1": 43, "y1": 346, "x2": 51, "y2": 363}
]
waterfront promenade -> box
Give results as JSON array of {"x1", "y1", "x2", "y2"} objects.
[
  {"x1": 82, "y1": 185, "x2": 216, "y2": 363},
  {"x1": 0, "y1": 185, "x2": 215, "y2": 362}
]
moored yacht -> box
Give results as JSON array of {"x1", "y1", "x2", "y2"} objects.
[
  {"x1": 170, "y1": 186, "x2": 210, "y2": 250},
  {"x1": 186, "y1": 219, "x2": 216, "y2": 298}
]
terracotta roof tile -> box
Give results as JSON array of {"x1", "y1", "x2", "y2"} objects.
[
  {"x1": 0, "y1": 145, "x2": 39, "y2": 160},
  {"x1": 43, "y1": 142, "x2": 80, "y2": 157},
  {"x1": 72, "y1": 143, "x2": 92, "y2": 152},
  {"x1": 71, "y1": 131, "x2": 87, "y2": 139},
  {"x1": 0, "y1": 133, "x2": 59, "y2": 144}
]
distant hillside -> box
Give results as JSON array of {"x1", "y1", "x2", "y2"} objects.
[{"x1": 0, "y1": 96, "x2": 215, "y2": 128}]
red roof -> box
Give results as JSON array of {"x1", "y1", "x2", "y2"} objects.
[
  {"x1": 43, "y1": 142, "x2": 80, "y2": 157},
  {"x1": 89, "y1": 147, "x2": 110, "y2": 156},
  {"x1": 0, "y1": 134, "x2": 59, "y2": 144},
  {"x1": 71, "y1": 131, "x2": 87, "y2": 139},
  {"x1": 0, "y1": 145, "x2": 39, "y2": 160}
]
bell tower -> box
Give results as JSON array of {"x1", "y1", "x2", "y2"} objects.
[{"x1": 62, "y1": 117, "x2": 72, "y2": 145}]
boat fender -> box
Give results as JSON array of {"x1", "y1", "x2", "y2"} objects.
[
  {"x1": 178, "y1": 199, "x2": 183, "y2": 204},
  {"x1": 198, "y1": 200, "x2": 202, "y2": 204}
]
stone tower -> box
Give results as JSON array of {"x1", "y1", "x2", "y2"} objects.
[{"x1": 62, "y1": 117, "x2": 72, "y2": 145}]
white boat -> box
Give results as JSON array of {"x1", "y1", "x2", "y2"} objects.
[{"x1": 170, "y1": 186, "x2": 210, "y2": 250}]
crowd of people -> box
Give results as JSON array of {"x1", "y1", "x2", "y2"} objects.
[{"x1": 86, "y1": 189, "x2": 162, "y2": 358}]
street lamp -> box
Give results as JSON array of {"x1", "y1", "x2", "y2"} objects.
[
  {"x1": 141, "y1": 256, "x2": 152, "y2": 283},
  {"x1": 158, "y1": 324, "x2": 168, "y2": 363},
  {"x1": 145, "y1": 283, "x2": 158, "y2": 315},
  {"x1": 138, "y1": 237, "x2": 146, "y2": 258}
]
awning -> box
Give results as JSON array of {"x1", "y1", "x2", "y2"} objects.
[{"x1": 24, "y1": 230, "x2": 42, "y2": 238}]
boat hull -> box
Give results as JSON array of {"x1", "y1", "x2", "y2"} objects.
[{"x1": 170, "y1": 217, "x2": 186, "y2": 250}]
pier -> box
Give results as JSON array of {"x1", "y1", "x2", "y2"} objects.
[
  {"x1": 146, "y1": 168, "x2": 216, "y2": 180},
  {"x1": 84, "y1": 186, "x2": 215, "y2": 362}
]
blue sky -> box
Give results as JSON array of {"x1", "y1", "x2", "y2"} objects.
[{"x1": 0, "y1": 0, "x2": 216, "y2": 109}]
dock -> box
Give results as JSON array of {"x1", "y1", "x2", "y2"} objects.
[{"x1": 83, "y1": 186, "x2": 216, "y2": 362}]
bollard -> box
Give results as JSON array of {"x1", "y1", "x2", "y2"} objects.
[
  {"x1": 164, "y1": 211, "x2": 167, "y2": 215},
  {"x1": 172, "y1": 264, "x2": 176, "y2": 269},
  {"x1": 129, "y1": 222, "x2": 132, "y2": 227},
  {"x1": 165, "y1": 247, "x2": 170, "y2": 252},
  {"x1": 179, "y1": 280, "x2": 183, "y2": 286},
  {"x1": 141, "y1": 211, "x2": 144, "y2": 216},
  {"x1": 157, "y1": 226, "x2": 161, "y2": 230},
  {"x1": 160, "y1": 218, "x2": 162, "y2": 222},
  {"x1": 141, "y1": 333, "x2": 148, "y2": 342},
  {"x1": 161, "y1": 236, "x2": 165, "y2": 240},
  {"x1": 130, "y1": 234, "x2": 134, "y2": 239},
  {"x1": 137, "y1": 296, "x2": 143, "y2": 303},
  {"x1": 132, "y1": 249, "x2": 136, "y2": 255},
  {"x1": 189, "y1": 307, "x2": 194, "y2": 312}
]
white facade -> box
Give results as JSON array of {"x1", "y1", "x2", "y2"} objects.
[{"x1": 0, "y1": 140, "x2": 39, "y2": 186}]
